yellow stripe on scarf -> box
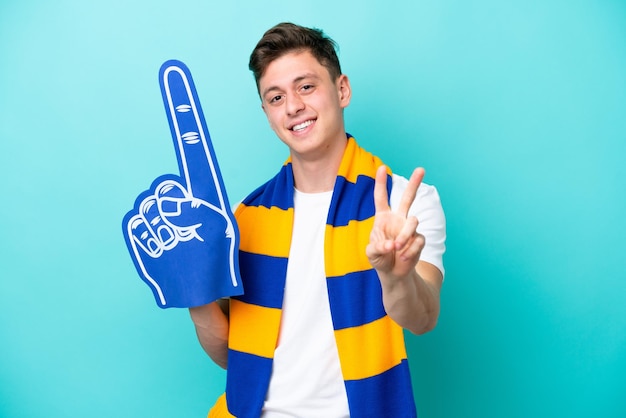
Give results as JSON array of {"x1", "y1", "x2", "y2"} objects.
[
  {"x1": 324, "y1": 218, "x2": 374, "y2": 277},
  {"x1": 207, "y1": 393, "x2": 235, "y2": 418},
  {"x1": 236, "y1": 205, "x2": 293, "y2": 257},
  {"x1": 229, "y1": 299, "x2": 282, "y2": 358},
  {"x1": 334, "y1": 315, "x2": 407, "y2": 380},
  {"x1": 337, "y1": 138, "x2": 390, "y2": 184}
]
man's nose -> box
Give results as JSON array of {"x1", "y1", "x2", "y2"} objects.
[{"x1": 286, "y1": 94, "x2": 304, "y2": 115}]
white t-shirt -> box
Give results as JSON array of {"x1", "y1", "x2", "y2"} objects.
[{"x1": 261, "y1": 175, "x2": 446, "y2": 417}]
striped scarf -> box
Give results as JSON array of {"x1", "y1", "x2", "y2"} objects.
[{"x1": 210, "y1": 136, "x2": 416, "y2": 417}]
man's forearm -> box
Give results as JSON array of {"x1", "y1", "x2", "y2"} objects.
[
  {"x1": 379, "y1": 261, "x2": 442, "y2": 335},
  {"x1": 189, "y1": 301, "x2": 229, "y2": 369}
]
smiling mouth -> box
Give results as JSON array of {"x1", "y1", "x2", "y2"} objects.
[{"x1": 291, "y1": 119, "x2": 315, "y2": 132}]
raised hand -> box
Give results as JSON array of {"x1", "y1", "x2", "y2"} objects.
[
  {"x1": 366, "y1": 166, "x2": 426, "y2": 278},
  {"x1": 122, "y1": 60, "x2": 242, "y2": 308}
]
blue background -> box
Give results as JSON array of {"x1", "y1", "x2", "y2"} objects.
[{"x1": 1, "y1": 1, "x2": 624, "y2": 417}]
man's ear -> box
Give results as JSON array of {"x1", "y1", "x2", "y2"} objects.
[{"x1": 337, "y1": 74, "x2": 352, "y2": 108}]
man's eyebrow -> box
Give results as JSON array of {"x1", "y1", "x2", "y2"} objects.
[
  {"x1": 293, "y1": 73, "x2": 320, "y2": 84},
  {"x1": 261, "y1": 73, "x2": 321, "y2": 98},
  {"x1": 261, "y1": 85, "x2": 281, "y2": 99}
]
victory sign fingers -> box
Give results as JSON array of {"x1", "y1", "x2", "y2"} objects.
[{"x1": 367, "y1": 165, "x2": 426, "y2": 274}]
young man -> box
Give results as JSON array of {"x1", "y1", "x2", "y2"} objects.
[{"x1": 191, "y1": 22, "x2": 446, "y2": 417}]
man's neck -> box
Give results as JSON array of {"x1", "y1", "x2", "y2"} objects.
[{"x1": 290, "y1": 137, "x2": 347, "y2": 193}]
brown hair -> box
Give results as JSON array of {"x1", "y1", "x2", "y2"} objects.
[{"x1": 249, "y1": 22, "x2": 342, "y2": 91}]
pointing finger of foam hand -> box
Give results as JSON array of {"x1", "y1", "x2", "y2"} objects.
[
  {"x1": 159, "y1": 60, "x2": 223, "y2": 203},
  {"x1": 373, "y1": 165, "x2": 392, "y2": 214},
  {"x1": 397, "y1": 167, "x2": 424, "y2": 217}
]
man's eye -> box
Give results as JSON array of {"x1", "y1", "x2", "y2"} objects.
[
  {"x1": 301, "y1": 84, "x2": 314, "y2": 92},
  {"x1": 269, "y1": 95, "x2": 283, "y2": 103}
]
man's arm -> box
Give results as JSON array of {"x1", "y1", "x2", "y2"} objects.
[
  {"x1": 366, "y1": 166, "x2": 442, "y2": 335},
  {"x1": 189, "y1": 300, "x2": 230, "y2": 369},
  {"x1": 377, "y1": 261, "x2": 442, "y2": 335}
]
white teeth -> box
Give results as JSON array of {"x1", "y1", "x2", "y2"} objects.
[{"x1": 292, "y1": 120, "x2": 313, "y2": 131}]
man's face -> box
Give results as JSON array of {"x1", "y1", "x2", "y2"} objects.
[{"x1": 258, "y1": 50, "x2": 351, "y2": 162}]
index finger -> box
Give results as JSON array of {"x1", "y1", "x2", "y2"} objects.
[
  {"x1": 159, "y1": 60, "x2": 227, "y2": 209},
  {"x1": 373, "y1": 165, "x2": 392, "y2": 213}
]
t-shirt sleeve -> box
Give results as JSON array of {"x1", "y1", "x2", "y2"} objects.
[{"x1": 390, "y1": 174, "x2": 447, "y2": 277}]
